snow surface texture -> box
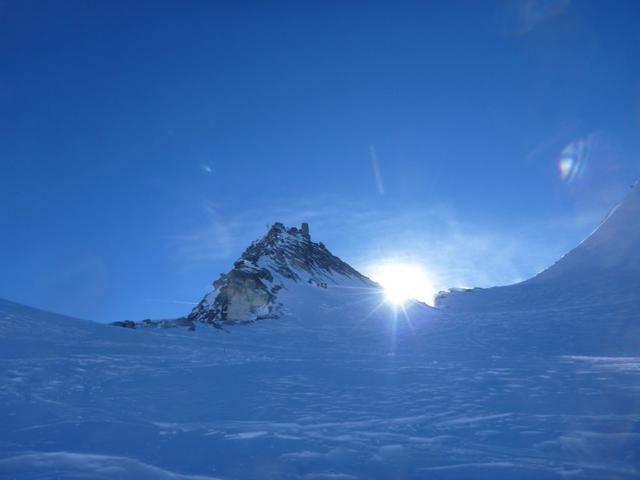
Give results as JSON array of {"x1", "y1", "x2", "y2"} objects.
[{"x1": 1, "y1": 185, "x2": 640, "y2": 479}]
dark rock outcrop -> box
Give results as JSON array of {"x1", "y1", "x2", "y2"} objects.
[{"x1": 111, "y1": 317, "x2": 195, "y2": 330}]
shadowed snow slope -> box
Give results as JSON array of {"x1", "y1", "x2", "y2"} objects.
[{"x1": 1, "y1": 198, "x2": 640, "y2": 479}]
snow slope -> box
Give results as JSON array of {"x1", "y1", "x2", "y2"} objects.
[
  {"x1": 437, "y1": 182, "x2": 640, "y2": 316},
  {"x1": 2, "y1": 195, "x2": 640, "y2": 479}
]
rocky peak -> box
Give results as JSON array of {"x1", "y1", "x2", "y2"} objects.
[
  {"x1": 238, "y1": 222, "x2": 368, "y2": 283},
  {"x1": 187, "y1": 222, "x2": 376, "y2": 327}
]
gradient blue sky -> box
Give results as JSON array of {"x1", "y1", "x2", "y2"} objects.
[{"x1": 1, "y1": 0, "x2": 639, "y2": 322}]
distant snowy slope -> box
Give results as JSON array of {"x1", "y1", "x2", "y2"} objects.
[
  {"x1": 437, "y1": 181, "x2": 640, "y2": 312},
  {"x1": 533, "y1": 179, "x2": 640, "y2": 282},
  {"x1": 0, "y1": 298, "x2": 100, "y2": 345}
]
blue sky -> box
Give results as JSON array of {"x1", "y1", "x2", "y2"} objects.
[{"x1": 1, "y1": 0, "x2": 639, "y2": 322}]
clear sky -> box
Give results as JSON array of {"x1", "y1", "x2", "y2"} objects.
[{"x1": 1, "y1": 0, "x2": 639, "y2": 322}]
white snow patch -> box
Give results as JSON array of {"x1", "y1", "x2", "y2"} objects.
[{"x1": 0, "y1": 452, "x2": 222, "y2": 480}]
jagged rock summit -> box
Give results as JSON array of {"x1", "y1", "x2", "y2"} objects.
[
  {"x1": 113, "y1": 222, "x2": 378, "y2": 330},
  {"x1": 186, "y1": 222, "x2": 378, "y2": 327}
]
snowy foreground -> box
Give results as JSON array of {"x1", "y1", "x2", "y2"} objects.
[
  {"x1": 1, "y1": 283, "x2": 639, "y2": 480},
  {"x1": 2, "y1": 185, "x2": 640, "y2": 479}
]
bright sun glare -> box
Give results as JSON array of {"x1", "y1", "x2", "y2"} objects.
[{"x1": 370, "y1": 263, "x2": 435, "y2": 306}]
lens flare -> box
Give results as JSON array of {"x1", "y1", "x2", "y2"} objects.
[
  {"x1": 559, "y1": 156, "x2": 574, "y2": 180},
  {"x1": 558, "y1": 135, "x2": 595, "y2": 182}
]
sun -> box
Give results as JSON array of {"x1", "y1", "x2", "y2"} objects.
[{"x1": 369, "y1": 262, "x2": 435, "y2": 306}]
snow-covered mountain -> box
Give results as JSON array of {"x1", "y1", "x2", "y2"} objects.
[
  {"x1": 188, "y1": 222, "x2": 378, "y2": 326},
  {"x1": 114, "y1": 222, "x2": 383, "y2": 329}
]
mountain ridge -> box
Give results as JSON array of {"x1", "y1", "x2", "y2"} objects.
[
  {"x1": 188, "y1": 222, "x2": 379, "y2": 326},
  {"x1": 114, "y1": 222, "x2": 380, "y2": 329},
  {"x1": 436, "y1": 180, "x2": 640, "y2": 311}
]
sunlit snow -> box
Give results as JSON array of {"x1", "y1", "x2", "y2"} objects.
[{"x1": 1, "y1": 183, "x2": 639, "y2": 479}]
